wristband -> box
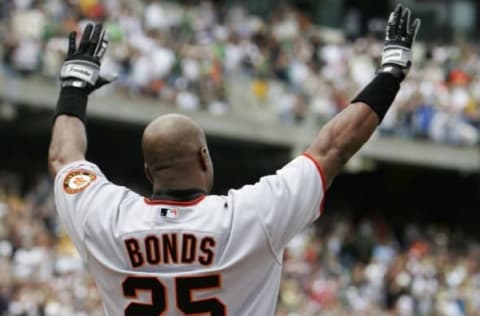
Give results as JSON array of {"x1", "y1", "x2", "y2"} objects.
[
  {"x1": 54, "y1": 87, "x2": 88, "y2": 123},
  {"x1": 351, "y1": 73, "x2": 401, "y2": 121}
]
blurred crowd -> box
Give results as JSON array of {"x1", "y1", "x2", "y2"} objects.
[
  {"x1": 1, "y1": 173, "x2": 480, "y2": 316},
  {"x1": 1, "y1": 0, "x2": 480, "y2": 145},
  {"x1": 279, "y1": 214, "x2": 480, "y2": 316},
  {"x1": 0, "y1": 173, "x2": 104, "y2": 316}
]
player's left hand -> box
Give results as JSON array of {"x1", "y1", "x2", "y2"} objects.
[{"x1": 60, "y1": 23, "x2": 117, "y2": 94}]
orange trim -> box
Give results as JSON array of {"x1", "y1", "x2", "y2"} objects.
[
  {"x1": 199, "y1": 237, "x2": 216, "y2": 266},
  {"x1": 174, "y1": 273, "x2": 226, "y2": 315},
  {"x1": 144, "y1": 195, "x2": 206, "y2": 206},
  {"x1": 302, "y1": 153, "x2": 327, "y2": 215},
  {"x1": 122, "y1": 276, "x2": 168, "y2": 315}
]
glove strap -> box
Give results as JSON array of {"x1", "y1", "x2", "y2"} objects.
[
  {"x1": 60, "y1": 60, "x2": 99, "y2": 86},
  {"x1": 54, "y1": 87, "x2": 89, "y2": 123},
  {"x1": 381, "y1": 44, "x2": 411, "y2": 68}
]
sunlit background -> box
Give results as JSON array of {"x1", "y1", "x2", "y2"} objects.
[{"x1": 1, "y1": 0, "x2": 480, "y2": 315}]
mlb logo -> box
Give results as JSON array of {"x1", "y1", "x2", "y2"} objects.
[{"x1": 160, "y1": 207, "x2": 179, "y2": 218}]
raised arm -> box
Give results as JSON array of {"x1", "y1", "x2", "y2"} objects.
[
  {"x1": 306, "y1": 4, "x2": 420, "y2": 187},
  {"x1": 49, "y1": 116, "x2": 87, "y2": 177},
  {"x1": 48, "y1": 24, "x2": 114, "y2": 178}
]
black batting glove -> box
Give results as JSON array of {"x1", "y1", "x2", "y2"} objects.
[
  {"x1": 379, "y1": 4, "x2": 421, "y2": 80},
  {"x1": 54, "y1": 24, "x2": 116, "y2": 123},
  {"x1": 60, "y1": 23, "x2": 116, "y2": 94}
]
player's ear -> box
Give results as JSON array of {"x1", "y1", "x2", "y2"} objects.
[
  {"x1": 144, "y1": 163, "x2": 153, "y2": 184},
  {"x1": 199, "y1": 146, "x2": 210, "y2": 172}
]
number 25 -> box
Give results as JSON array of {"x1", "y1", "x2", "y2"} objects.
[{"x1": 122, "y1": 274, "x2": 226, "y2": 315}]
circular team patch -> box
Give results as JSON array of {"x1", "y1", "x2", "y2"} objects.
[{"x1": 63, "y1": 170, "x2": 97, "y2": 194}]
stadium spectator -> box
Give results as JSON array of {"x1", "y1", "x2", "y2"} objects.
[{"x1": 0, "y1": 0, "x2": 479, "y2": 144}]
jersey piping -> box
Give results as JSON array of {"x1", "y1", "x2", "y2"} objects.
[
  {"x1": 302, "y1": 152, "x2": 327, "y2": 214},
  {"x1": 144, "y1": 195, "x2": 206, "y2": 206}
]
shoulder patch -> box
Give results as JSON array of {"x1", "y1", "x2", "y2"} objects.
[{"x1": 63, "y1": 170, "x2": 97, "y2": 194}]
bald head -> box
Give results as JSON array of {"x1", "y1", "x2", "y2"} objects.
[{"x1": 142, "y1": 114, "x2": 213, "y2": 193}]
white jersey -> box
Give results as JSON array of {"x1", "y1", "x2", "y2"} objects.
[{"x1": 54, "y1": 154, "x2": 326, "y2": 316}]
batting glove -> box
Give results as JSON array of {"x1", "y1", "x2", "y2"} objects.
[
  {"x1": 60, "y1": 23, "x2": 116, "y2": 94},
  {"x1": 379, "y1": 4, "x2": 421, "y2": 80}
]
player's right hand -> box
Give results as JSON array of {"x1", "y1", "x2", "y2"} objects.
[
  {"x1": 379, "y1": 4, "x2": 421, "y2": 80},
  {"x1": 60, "y1": 23, "x2": 116, "y2": 94}
]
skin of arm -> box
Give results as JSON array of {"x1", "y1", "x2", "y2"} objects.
[
  {"x1": 48, "y1": 115, "x2": 87, "y2": 178},
  {"x1": 48, "y1": 23, "x2": 112, "y2": 179},
  {"x1": 306, "y1": 5, "x2": 420, "y2": 189},
  {"x1": 305, "y1": 102, "x2": 379, "y2": 188}
]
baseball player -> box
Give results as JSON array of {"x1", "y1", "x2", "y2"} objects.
[{"x1": 49, "y1": 5, "x2": 420, "y2": 315}]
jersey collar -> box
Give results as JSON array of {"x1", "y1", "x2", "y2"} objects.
[{"x1": 145, "y1": 188, "x2": 207, "y2": 206}]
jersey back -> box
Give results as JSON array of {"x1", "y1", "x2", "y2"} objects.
[{"x1": 54, "y1": 155, "x2": 325, "y2": 315}]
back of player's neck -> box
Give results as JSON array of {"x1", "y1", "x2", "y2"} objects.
[
  {"x1": 152, "y1": 168, "x2": 205, "y2": 192},
  {"x1": 150, "y1": 188, "x2": 207, "y2": 201}
]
